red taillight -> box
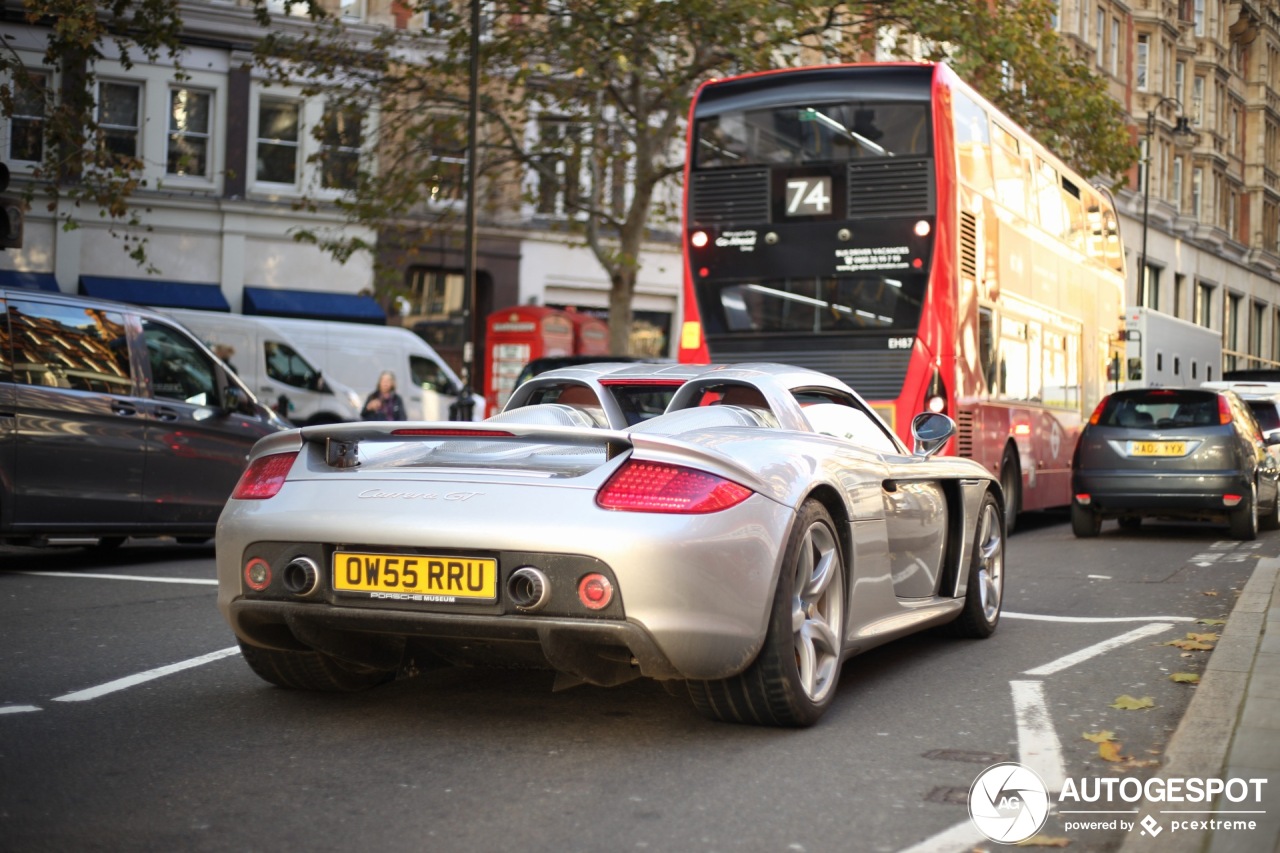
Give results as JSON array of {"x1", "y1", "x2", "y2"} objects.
[
  {"x1": 1088, "y1": 398, "x2": 1108, "y2": 425},
  {"x1": 232, "y1": 451, "x2": 298, "y2": 500},
  {"x1": 597, "y1": 460, "x2": 752, "y2": 513},
  {"x1": 1218, "y1": 395, "x2": 1233, "y2": 425}
]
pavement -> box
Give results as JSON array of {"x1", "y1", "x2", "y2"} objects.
[{"x1": 1119, "y1": 554, "x2": 1280, "y2": 853}]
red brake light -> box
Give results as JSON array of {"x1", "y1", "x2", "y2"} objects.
[
  {"x1": 232, "y1": 451, "x2": 298, "y2": 500},
  {"x1": 1088, "y1": 398, "x2": 1108, "y2": 425},
  {"x1": 1219, "y1": 395, "x2": 1233, "y2": 425},
  {"x1": 597, "y1": 460, "x2": 752, "y2": 513}
]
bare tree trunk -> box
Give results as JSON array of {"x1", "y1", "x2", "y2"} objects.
[{"x1": 608, "y1": 269, "x2": 636, "y2": 354}]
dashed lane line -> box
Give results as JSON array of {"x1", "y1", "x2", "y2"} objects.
[
  {"x1": 1022, "y1": 622, "x2": 1176, "y2": 677},
  {"x1": 13, "y1": 571, "x2": 216, "y2": 585},
  {"x1": 53, "y1": 646, "x2": 241, "y2": 703}
]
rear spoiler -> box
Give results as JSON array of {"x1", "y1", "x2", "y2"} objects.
[{"x1": 291, "y1": 422, "x2": 635, "y2": 470}]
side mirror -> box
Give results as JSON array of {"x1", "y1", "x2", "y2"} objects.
[
  {"x1": 911, "y1": 412, "x2": 955, "y2": 458},
  {"x1": 223, "y1": 385, "x2": 248, "y2": 413},
  {"x1": 1265, "y1": 433, "x2": 1280, "y2": 447}
]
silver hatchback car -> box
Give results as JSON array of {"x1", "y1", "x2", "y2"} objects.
[{"x1": 1071, "y1": 387, "x2": 1280, "y2": 539}]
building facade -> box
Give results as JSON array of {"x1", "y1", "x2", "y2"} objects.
[{"x1": 1057, "y1": 0, "x2": 1280, "y2": 371}]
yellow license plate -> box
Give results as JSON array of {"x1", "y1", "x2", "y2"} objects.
[
  {"x1": 1130, "y1": 441, "x2": 1186, "y2": 457},
  {"x1": 333, "y1": 551, "x2": 497, "y2": 601}
]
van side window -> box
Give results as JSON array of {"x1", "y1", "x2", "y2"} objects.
[
  {"x1": 8, "y1": 300, "x2": 133, "y2": 393},
  {"x1": 410, "y1": 355, "x2": 450, "y2": 392},
  {"x1": 141, "y1": 320, "x2": 218, "y2": 404},
  {"x1": 264, "y1": 340, "x2": 320, "y2": 390}
]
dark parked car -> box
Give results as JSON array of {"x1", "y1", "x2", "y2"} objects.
[
  {"x1": 1071, "y1": 387, "x2": 1280, "y2": 539},
  {"x1": 0, "y1": 288, "x2": 286, "y2": 547},
  {"x1": 1203, "y1": 381, "x2": 1280, "y2": 445}
]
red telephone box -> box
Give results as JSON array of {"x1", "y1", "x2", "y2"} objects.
[
  {"x1": 484, "y1": 306, "x2": 574, "y2": 415},
  {"x1": 566, "y1": 309, "x2": 610, "y2": 356}
]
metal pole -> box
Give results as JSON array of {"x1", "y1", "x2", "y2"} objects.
[
  {"x1": 452, "y1": 0, "x2": 481, "y2": 421},
  {"x1": 1138, "y1": 110, "x2": 1153, "y2": 309}
]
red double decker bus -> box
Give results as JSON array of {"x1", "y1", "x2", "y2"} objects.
[{"x1": 677, "y1": 62, "x2": 1126, "y2": 529}]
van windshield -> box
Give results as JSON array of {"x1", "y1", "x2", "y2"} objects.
[{"x1": 265, "y1": 341, "x2": 322, "y2": 391}]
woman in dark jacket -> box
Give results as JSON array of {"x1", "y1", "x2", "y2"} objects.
[{"x1": 361, "y1": 370, "x2": 409, "y2": 421}]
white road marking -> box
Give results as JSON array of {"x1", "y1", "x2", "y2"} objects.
[
  {"x1": 1023, "y1": 622, "x2": 1175, "y2": 676},
  {"x1": 893, "y1": 819, "x2": 986, "y2": 853},
  {"x1": 1005, "y1": 611, "x2": 1191, "y2": 624},
  {"x1": 1010, "y1": 680, "x2": 1067, "y2": 792},
  {"x1": 15, "y1": 571, "x2": 216, "y2": 586},
  {"x1": 53, "y1": 647, "x2": 241, "y2": 703},
  {"x1": 0, "y1": 705, "x2": 41, "y2": 715},
  {"x1": 1087, "y1": 574, "x2": 1112, "y2": 579}
]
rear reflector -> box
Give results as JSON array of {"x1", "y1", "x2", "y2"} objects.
[
  {"x1": 578, "y1": 573, "x2": 614, "y2": 610},
  {"x1": 1223, "y1": 494, "x2": 1243, "y2": 507},
  {"x1": 597, "y1": 460, "x2": 752, "y2": 513},
  {"x1": 1075, "y1": 493, "x2": 1091, "y2": 505},
  {"x1": 232, "y1": 451, "x2": 298, "y2": 500}
]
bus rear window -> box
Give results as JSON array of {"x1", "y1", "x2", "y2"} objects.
[
  {"x1": 698, "y1": 274, "x2": 926, "y2": 336},
  {"x1": 695, "y1": 102, "x2": 930, "y2": 169}
]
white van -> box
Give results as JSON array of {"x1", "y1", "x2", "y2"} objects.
[
  {"x1": 255, "y1": 316, "x2": 483, "y2": 421},
  {"x1": 158, "y1": 308, "x2": 363, "y2": 425}
]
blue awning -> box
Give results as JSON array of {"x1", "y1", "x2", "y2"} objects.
[
  {"x1": 79, "y1": 275, "x2": 231, "y2": 311},
  {"x1": 243, "y1": 286, "x2": 386, "y2": 325},
  {"x1": 0, "y1": 270, "x2": 60, "y2": 292}
]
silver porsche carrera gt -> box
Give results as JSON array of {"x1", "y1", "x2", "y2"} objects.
[{"x1": 216, "y1": 363, "x2": 1005, "y2": 727}]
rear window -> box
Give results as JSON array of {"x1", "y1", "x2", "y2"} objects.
[
  {"x1": 1245, "y1": 400, "x2": 1280, "y2": 432},
  {"x1": 1095, "y1": 390, "x2": 1220, "y2": 429}
]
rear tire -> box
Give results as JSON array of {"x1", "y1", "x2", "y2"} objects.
[
  {"x1": 1071, "y1": 502, "x2": 1101, "y2": 538},
  {"x1": 687, "y1": 501, "x2": 845, "y2": 727},
  {"x1": 239, "y1": 641, "x2": 394, "y2": 692},
  {"x1": 1228, "y1": 482, "x2": 1258, "y2": 541},
  {"x1": 1260, "y1": 483, "x2": 1280, "y2": 532},
  {"x1": 999, "y1": 446, "x2": 1021, "y2": 534},
  {"x1": 940, "y1": 490, "x2": 1004, "y2": 639}
]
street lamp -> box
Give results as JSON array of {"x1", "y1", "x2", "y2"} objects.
[{"x1": 1137, "y1": 97, "x2": 1194, "y2": 307}]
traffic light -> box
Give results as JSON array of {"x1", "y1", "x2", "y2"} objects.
[{"x1": 0, "y1": 163, "x2": 25, "y2": 250}]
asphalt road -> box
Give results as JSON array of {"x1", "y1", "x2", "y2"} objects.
[{"x1": 0, "y1": 513, "x2": 1271, "y2": 853}]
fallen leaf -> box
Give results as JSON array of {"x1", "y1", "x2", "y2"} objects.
[
  {"x1": 1202, "y1": 590, "x2": 1220, "y2": 597},
  {"x1": 1170, "y1": 672, "x2": 1201, "y2": 684},
  {"x1": 1082, "y1": 730, "x2": 1116, "y2": 743},
  {"x1": 1196, "y1": 618, "x2": 1227, "y2": 626},
  {"x1": 1110, "y1": 695, "x2": 1156, "y2": 710},
  {"x1": 1164, "y1": 638, "x2": 1215, "y2": 651},
  {"x1": 1186, "y1": 632, "x2": 1219, "y2": 642},
  {"x1": 1015, "y1": 836, "x2": 1071, "y2": 848},
  {"x1": 1099, "y1": 741, "x2": 1129, "y2": 762}
]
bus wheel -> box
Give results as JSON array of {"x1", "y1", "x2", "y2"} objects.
[{"x1": 999, "y1": 447, "x2": 1020, "y2": 534}]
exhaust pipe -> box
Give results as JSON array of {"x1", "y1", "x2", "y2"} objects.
[
  {"x1": 507, "y1": 566, "x2": 550, "y2": 612},
  {"x1": 282, "y1": 557, "x2": 320, "y2": 596}
]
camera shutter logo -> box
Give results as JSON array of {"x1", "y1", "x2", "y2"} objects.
[{"x1": 968, "y1": 762, "x2": 1051, "y2": 843}]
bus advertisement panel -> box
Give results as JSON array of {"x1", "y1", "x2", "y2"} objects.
[{"x1": 678, "y1": 63, "x2": 1125, "y2": 528}]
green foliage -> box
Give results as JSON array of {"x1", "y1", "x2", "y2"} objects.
[{"x1": 0, "y1": 0, "x2": 1137, "y2": 319}]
